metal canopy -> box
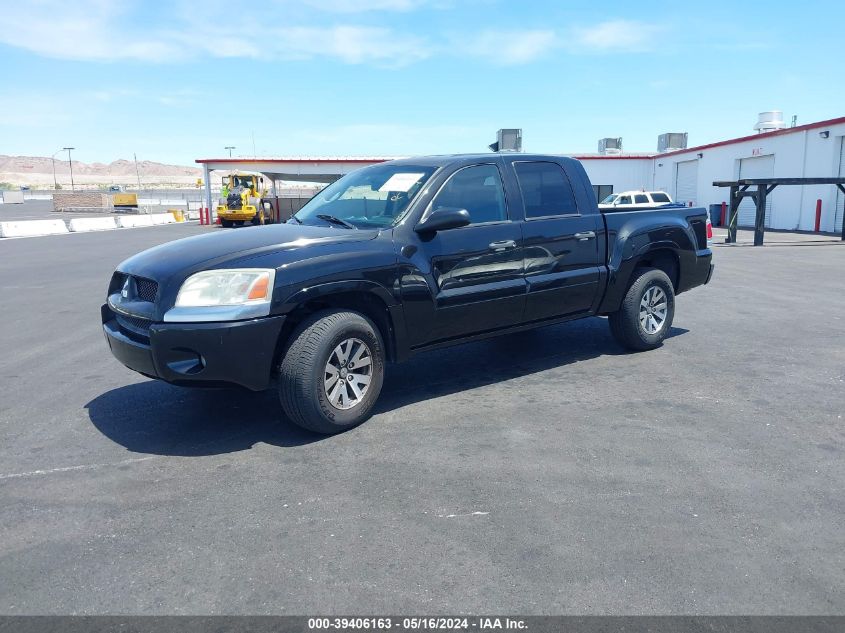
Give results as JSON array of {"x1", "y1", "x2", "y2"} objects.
[
  {"x1": 712, "y1": 177, "x2": 845, "y2": 245},
  {"x1": 194, "y1": 157, "x2": 397, "y2": 214}
]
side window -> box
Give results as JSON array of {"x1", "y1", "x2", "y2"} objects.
[
  {"x1": 593, "y1": 184, "x2": 613, "y2": 202},
  {"x1": 618, "y1": 195, "x2": 632, "y2": 205},
  {"x1": 513, "y1": 161, "x2": 578, "y2": 219},
  {"x1": 431, "y1": 164, "x2": 507, "y2": 224},
  {"x1": 634, "y1": 194, "x2": 649, "y2": 204},
  {"x1": 651, "y1": 192, "x2": 670, "y2": 203}
]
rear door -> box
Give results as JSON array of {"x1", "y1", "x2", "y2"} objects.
[
  {"x1": 511, "y1": 160, "x2": 603, "y2": 322},
  {"x1": 412, "y1": 162, "x2": 526, "y2": 343}
]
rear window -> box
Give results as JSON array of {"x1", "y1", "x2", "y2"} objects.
[
  {"x1": 651, "y1": 192, "x2": 671, "y2": 203},
  {"x1": 635, "y1": 194, "x2": 649, "y2": 204},
  {"x1": 513, "y1": 161, "x2": 578, "y2": 218}
]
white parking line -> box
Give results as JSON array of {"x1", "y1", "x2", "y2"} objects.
[{"x1": 0, "y1": 456, "x2": 157, "y2": 480}]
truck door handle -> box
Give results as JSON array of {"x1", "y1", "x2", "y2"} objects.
[
  {"x1": 574, "y1": 231, "x2": 596, "y2": 241},
  {"x1": 488, "y1": 240, "x2": 517, "y2": 251}
]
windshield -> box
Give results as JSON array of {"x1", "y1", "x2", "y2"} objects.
[
  {"x1": 600, "y1": 194, "x2": 618, "y2": 204},
  {"x1": 292, "y1": 164, "x2": 437, "y2": 229},
  {"x1": 232, "y1": 175, "x2": 255, "y2": 189}
]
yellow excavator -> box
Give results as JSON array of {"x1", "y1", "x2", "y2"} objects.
[{"x1": 216, "y1": 172, "x2": 276, "y2": 227}]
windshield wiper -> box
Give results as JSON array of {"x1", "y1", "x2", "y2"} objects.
[
  {"x1": 316, "y1": 214, "x2": 357, "y2": 229},
  {"x1": 288, "y1": 215, "x2": 302, "y2": 224}
]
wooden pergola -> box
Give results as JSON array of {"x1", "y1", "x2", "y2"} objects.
[{"x1": 713, "y1": 177, "x2": 845, "y2": 245}]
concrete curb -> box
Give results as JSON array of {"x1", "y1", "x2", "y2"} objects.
[
  {"x1": 0, "y1": 219, "x2": 70, "y2": 238},
  {"x1": 68, "y1": 217, "x2": 118, "y2": 232},
  {"x1": 116, "y1": 215, "x2": 154, "y2": 228},
  {"x1": 1, "y1": 215, "x2": 196, "y2": 239}
]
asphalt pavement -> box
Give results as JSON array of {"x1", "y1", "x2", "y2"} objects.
[{"x1": 0, "y1": 226, "x2": 843, "y2": 614}]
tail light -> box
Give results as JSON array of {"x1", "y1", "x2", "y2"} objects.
[{"x1": 706, "y1": 213, "x2": 713, "y2": 241}]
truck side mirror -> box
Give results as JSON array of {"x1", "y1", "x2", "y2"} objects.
[{"x1": 414, "y1": 207, "x2": 471, "y2": 234}]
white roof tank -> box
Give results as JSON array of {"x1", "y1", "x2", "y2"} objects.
[{"x1": 754, "y1": 111, "x2": 786, "y2": 133}]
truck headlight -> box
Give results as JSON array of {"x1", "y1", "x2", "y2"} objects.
[{"x1": 164, "y1": 269, "x2": 276, "y2": 322}]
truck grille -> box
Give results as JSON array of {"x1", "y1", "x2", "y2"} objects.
[
  {"x1": 115, "y1": 313, "x2": 152, "y2": 342},
  {"x1": 117, "y1": 313, "x2": 151, "y2": 332},
  {"x1": 108, "y1": 272, "x2": 158, "y2": 302},
  {"x1": 135, "y1": 277, "x2": 158, "y2": 302}
]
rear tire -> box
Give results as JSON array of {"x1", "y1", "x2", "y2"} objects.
[
  {"x1": 279, "y1": 310, "x2": 385, "y2": 434},
  {"x1": 221, "y1": 219, "x2": 233, "y2": 228},
  {"x1": 608, "y1": 267, "x2": 675, "y2": 351}
]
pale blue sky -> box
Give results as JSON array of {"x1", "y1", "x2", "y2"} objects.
[{"x1": 0, "y1": 0, "x2": 841, "y2": 165}]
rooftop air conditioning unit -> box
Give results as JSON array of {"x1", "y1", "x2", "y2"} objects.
[
  {"x1": 658, "y1": 132, "x2": 688, "y2": 153},
  {"x1": 489, "y1": 129, "x2": 522, "y2": 152},
  {"x1": 754, "y1": 111, "x2": 786, "y2": 133},
  {"x1": 598, "y1": 137, "x2": 622, "y2": 155}
]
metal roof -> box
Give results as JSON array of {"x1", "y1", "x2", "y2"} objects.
[{"x1": 195, "y1": 116, "x2": 845, "y2": 167}]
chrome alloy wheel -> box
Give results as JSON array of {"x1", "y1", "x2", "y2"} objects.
[
  {"x1": 639, "y1": 285, "x2": 668, "y2": 335},
  {"x1": 324, "y1": 337, "x2": 373, "y2": 410}
]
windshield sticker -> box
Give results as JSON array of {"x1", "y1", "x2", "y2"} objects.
[{"x1": 378, "y1": 173, "x2": 425, "y2": 193}]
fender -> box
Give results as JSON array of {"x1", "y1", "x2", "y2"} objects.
[
  {"x1": 278, "y1": 279, "x2": 399, "y2": 314},
  {"x1": 600, "y1": 237, "x2": 686, "y2": 315},
  {"x1": 277, "y1": 279, "x2": 409, "y2": 362}
]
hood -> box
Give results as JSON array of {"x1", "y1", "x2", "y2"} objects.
[{"x1": 117, "y1": 223, "x2": 378, "y2": 282}]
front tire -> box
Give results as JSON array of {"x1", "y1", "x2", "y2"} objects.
[
  {"x1": 221, "y1": 219, "x2": 233, "y2": 228},
  {"x1": 608, "y1": 267, "x2": 675, "y2": 351},
  {"x1": 279, "y1": 310, "x2": 385, "y2": 434}
]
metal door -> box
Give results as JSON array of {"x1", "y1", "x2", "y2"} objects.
[
  {"x1": 675, "y1": 160, "x2": 698, "y2": 206},
  {"x1": 738, "y1": 155, "x2": 775, "y2": 227}
]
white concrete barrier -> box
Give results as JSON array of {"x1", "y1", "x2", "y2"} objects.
[
  {"x1": 116, "y1": 215, "x2": 154, "y2": 228},
  {"x1": 2, "y1": 191, "x2": 25, "y2": 204},
  {"x1": 149, "y1": 213, "x2": 176, "y2": 225},
  {"x1": 159, "y1": 199, "x2": 188, "y2": 206},
  {"x1": 68, "y1": 217, "x2": 118, "y2": 232},
  {"x1": 0, "y1": 219, "x2": 69, "y2": 238},
  {"x1": 138, "y1": 198, "x2": 160, "y2": 205}
]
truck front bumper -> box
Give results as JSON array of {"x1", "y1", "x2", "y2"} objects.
[{"x1": 102, "y1": 304, "x2": 286, "y2": 391}]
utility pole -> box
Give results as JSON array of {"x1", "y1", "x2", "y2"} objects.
[
  {"x1": 225, "y1": 146, "x2": 235, "y2": 157},
  {"x1": 133, "y1": 153, "x2": 142, "y2": 191},
  {"x1": 63, "y1": 147, "x2": 75, "y2": 190}
]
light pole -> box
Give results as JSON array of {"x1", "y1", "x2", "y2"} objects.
[
  {"x1": 63, "y1": 147, "x2": 75, "y2": 191},
  {"x1": 51, "y1": 149, "x2": 63, "y2": 190},
  {"x1": 225, "y1": 146, "x2": 235, "y2": 157}
]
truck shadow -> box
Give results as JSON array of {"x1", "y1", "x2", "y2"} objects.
[{"x1": 86, "y1": 317, "x2": 687, "y2": 457}]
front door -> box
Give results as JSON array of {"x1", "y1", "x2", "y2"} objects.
[{"x1": 407, "y1": 163, "x2": 526, "y2": 345}]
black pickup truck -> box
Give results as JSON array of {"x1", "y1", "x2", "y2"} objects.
[{"x1": 103, "y1": 154, "x2": 714, "y2": 434}]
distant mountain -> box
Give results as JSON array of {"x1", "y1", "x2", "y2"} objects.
[{"x1": 0, "y1": 155, "x2": 202, "y2": 188}]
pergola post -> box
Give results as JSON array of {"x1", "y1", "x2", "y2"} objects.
[
  {"x1": 754, "y1": 184, "x2": 767, "y2": 246},
  {"x1": 727, "y1": 185, "x2": 740, "y2": 243}
]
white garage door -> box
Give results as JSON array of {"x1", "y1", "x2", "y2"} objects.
[
  {"x1": 835, "y1": 137, "x2": 845, "y2": 233},
  {"x1": 675, "y1": 160, "x2": 698, "y2": 206},
  {"x1": 738, "y1": 155, "x2": 774, "y2": 227}
]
